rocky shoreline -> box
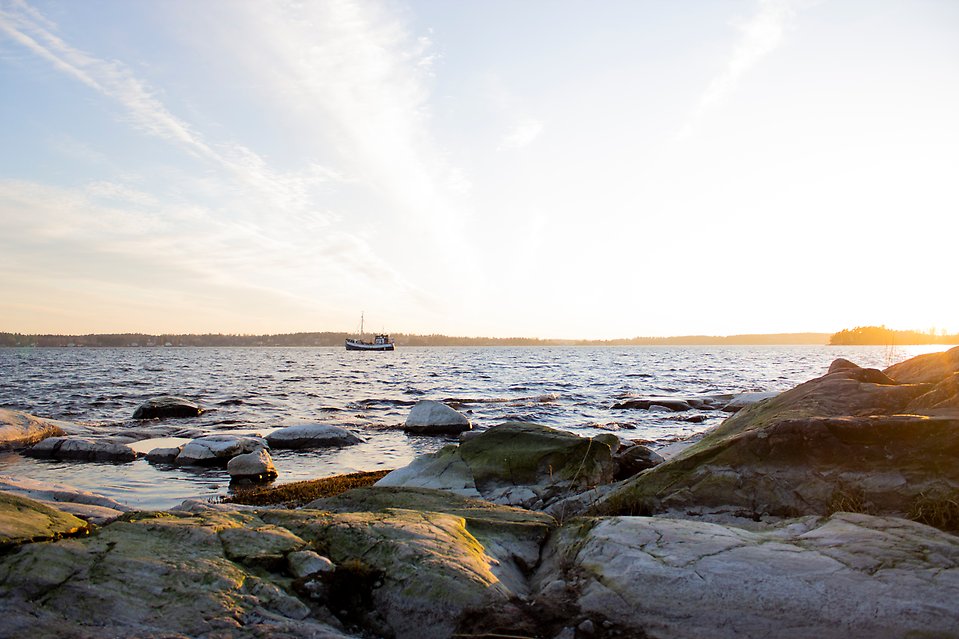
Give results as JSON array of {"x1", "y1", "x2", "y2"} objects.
[{"x1": 1, "y1": 346, "x2": 958, "y2": 638}]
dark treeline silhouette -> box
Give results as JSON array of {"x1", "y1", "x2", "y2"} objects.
[
  {"x1": 0, "y1": 331, "x2": 831, "y2": 347},
  {"x1": 829, "y1": 326, "x2": 959, "y2": 346}
]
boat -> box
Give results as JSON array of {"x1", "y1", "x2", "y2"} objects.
[{"x1": 345, "y1": 313, "x2": 395, "y2": 351}]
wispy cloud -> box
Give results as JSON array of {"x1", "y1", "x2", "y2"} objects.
[
  {"x1": 679, "y1": 0, "x2": 803, "y2": 139},
  {"x1": 0, "y1": 0, "x2": 457, "y2": 322},
  {"x1": 500, "y1": 118, "x2": 545, "y2": 150}
]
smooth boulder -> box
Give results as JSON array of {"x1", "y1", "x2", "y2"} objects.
[
  {"x1": 265, "y1": 423, "x2": 363, "y2": 449},
  {"x1": 132, "y1": 396, "x2": 203, "y2": 420},
  {"x1": 403, "y1": 400, "x2": 471, "y2": 435},
  {"x1": 0, "y1": 409, "x2": 67, "y2": 450},
  {"x1": 227, "y1": 449, "x2": 278, "y2": 482}
]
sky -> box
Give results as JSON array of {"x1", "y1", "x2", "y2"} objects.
[{"x1": 0, "y1": 0, "x2": 957, "y2": 339}]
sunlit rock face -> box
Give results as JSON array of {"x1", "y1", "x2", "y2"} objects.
[
  {"x1": 0, "y1": 492, "x2": 88, "y2": 549},
  {"x1": 883, "y1": 345, "x2": 959, "y2": 384},
  {"x1": 593, "y1": 354, "x2": 959, "y2": 521},
  {"x1": 0, "y1": 409, "x2": 67, "y2": 450}
]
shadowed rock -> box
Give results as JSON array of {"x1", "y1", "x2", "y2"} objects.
[
  {"x1": 23, "y1": 437, "x2": 139, "y2": 463},
  {"x1": 132, "y1": 396, "x2": 203, "y2": 420}
]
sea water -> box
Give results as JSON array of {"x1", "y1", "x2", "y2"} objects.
[{"x1": 0, "y1": 344, "x2": 943, "y2": 509}]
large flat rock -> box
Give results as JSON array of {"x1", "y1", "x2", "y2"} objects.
[{"x1": 535, "y1": 512, "x2": 959, "y2": 639}]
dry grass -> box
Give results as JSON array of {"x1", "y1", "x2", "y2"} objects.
[
  {"x1": 223, "y1": 469, "x2": 392, "y2": 507},
  {"x1": 909, "y1": 491, "x2": 959, "y2": 532},
  {"x1": 826, "y1": 488, "x2": 870, "y2": 515}
]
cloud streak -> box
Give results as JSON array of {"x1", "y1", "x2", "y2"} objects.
[
  {"x1": 0, "y1": 0, "x2": 454, "y2": 322},
  {"x1": 680, "y1": 0, "x2": 802, "y2": 139}
]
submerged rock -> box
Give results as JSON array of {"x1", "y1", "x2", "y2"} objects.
[
  {"x1": 23, "y1": 436, "x2": 139, "y2": 463},
  {"x1": 378, "y1": 422, "x2": 617, "y2": 508},
  {"x1": 266, "y1": 423, "x2": 363, "y2": 449},
  {"x1": 175, "y1": 434, "x2": 267, "y2": 466},
  {"x1": 132, "y1": 396, "x2": 203, "y2": 420},
  {"x1": 0, "y1": 409, "x2": 67, "y2": 450},
  {"x1": 403, "y1": 400, "x2": 472, "y2": 435},
  {"x1": 611, "y1": 397, "x2": 693, "y2": 411}
]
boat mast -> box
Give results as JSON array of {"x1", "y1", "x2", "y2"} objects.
[{"x1": 360, "y1": 312, "x2": 364, "y2": 337}]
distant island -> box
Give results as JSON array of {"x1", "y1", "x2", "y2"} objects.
[
  {"x1": 0, "y1": 331, "x2": 831, "y2": 347},
  {"x1": 829, "y1": 326, "x2": 959, "y2": 346},
  {"x1": 2, "y1": 327, "x2": 954, "y2": 347}
]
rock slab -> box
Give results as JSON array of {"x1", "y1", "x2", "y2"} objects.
[{"x1": 266, "y1": 423, "x2": 363, "y2": 449}]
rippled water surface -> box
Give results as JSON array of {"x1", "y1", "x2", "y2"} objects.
[{"x1": 0, "y1": 345, "x2": 940, "y2": 508}]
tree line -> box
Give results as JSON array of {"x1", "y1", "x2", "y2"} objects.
[{"x1": 829, "y1": 326, "x2": 959, "y2": 346}]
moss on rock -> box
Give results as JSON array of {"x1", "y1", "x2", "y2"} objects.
[{"x1": 0, "y1": 491, "x2": 89, "y2": 550}]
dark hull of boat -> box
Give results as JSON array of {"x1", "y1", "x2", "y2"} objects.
[{"x1": 345, "y1": 340, "x2": 395, "y2": 351}]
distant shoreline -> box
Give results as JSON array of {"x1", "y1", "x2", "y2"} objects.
[
  {"x1": 4, "y1": 327, "x2": 957, "y2": 348},
  {"x1": 2, "y1": 331, "x2": 832, "y2": 347}
]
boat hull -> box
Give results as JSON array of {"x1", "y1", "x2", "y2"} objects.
[{"x1": 345, "y1": 339, "x2": 395, "y2": 351}]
